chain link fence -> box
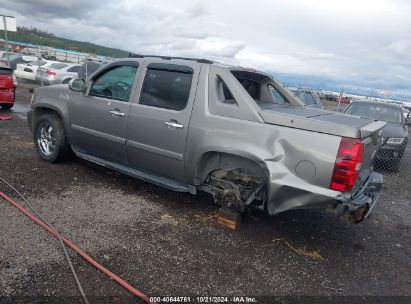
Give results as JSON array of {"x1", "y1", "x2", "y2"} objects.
[
  {"x1": 374, "y1": 136, "x2": 410, "y2": 174},
  {"x1": 376, "y1": 130, "x2": 411, "y2": 203},
  {"x1": 21, "y1": 45, "x2": 92, "y2": 64}
]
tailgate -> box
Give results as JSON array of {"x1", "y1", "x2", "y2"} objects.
[
  {"x1": 259, "y1": 107, "x2": 385, "y2": 139},
  {"x1": 355, "y1": 124, "x2": 385, "y2": 193}
]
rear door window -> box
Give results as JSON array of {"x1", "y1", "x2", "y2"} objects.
[
  {"x1": 89, "y1": 65, "x2": 138, "y2": 102},
  {"x1": 139, "y1": 66, "x2": 193, "y2": 111}
]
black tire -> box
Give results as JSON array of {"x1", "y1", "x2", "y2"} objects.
[
  {"x1": 0, "y1": 104, "x2": 13, "y2": 110},
  {"x1": 62, "y1": 78, "x2": 71, "y2": 84},
  {"x1": 33, "y1": 113, "x2": 70, "y2": 163}
]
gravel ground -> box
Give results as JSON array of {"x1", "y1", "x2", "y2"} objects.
[{"x1": 0, "y1": 87, "x2": 410, "y2": 303}]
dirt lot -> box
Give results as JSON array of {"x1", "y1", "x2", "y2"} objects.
[{"x1": 0, "y1": 87, "x2": 410, "y2": 303}]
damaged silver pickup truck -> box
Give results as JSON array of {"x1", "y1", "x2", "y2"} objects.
[{"x1": 27, "y1": 55, "x2": 385, "y2": 223}]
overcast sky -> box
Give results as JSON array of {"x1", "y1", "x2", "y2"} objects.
[{"x1": 1, "y1": 0, "x2": 411, "y2": 95}]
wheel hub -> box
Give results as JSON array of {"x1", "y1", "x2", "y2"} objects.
[{"x1": 37, "y1": 122, "x2": 56, "y2": 156}]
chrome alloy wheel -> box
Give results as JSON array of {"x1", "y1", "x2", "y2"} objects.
[{"x1": 37, "y1": 121, "x2": 56, "y2": 156}]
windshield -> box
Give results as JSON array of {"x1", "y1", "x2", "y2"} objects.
[{"x1": 346, "y1": 103, "x2": 403, "y2": 124}]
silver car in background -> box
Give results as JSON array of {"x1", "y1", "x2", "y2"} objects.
[{"x1": 36, "y1": 62, "x2": 81, "y2": 85}]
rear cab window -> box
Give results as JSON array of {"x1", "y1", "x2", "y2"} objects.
[
  {"x1": 139, "y1": 63, "x2": 193, "y2": 111},
  {"x1": 230, "y1": 69, "x2": 292, "y2": 109}
]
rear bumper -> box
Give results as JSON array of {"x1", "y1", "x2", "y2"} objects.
[
  {"x1": 266, "y1": 168, "x2": 383, "y2": 223},
  {"x1": 0, "y1": 87, "x2": 15, "y2": 104},
  {"x1": 332, "y1": 172, "x2": 383, "y2": 223}
]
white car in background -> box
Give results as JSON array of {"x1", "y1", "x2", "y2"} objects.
[{"x1": 14, "y1": 59, "x2": 58, "y2": 81}]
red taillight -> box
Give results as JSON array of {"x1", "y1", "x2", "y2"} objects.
[
  {"x1": 330, "y1": 137, "x2": 364, "y2": 192},
  {"x1": 46, "y1": 71, "x2": 56, "y2": 76},
  {"x1": 1, "y1": 60, "x2": 8, "y2": 65}
]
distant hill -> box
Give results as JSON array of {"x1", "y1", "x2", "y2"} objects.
[{"x1": 6, "y1": 26, "x2": 131, "y2": 58}]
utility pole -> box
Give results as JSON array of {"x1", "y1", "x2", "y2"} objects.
[
  {"x1": 337, "y1": 87, "x2": 344, "y2": 112},
  {"x1": 2, "y1": 15, "x2": 10, "y2": 65}
]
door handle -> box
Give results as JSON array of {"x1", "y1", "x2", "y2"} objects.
[
  {"x1": 164, "y1": 121, "x2": 184, "y2": 129},
  {"x1": 109, "y1": 109, "x2": 125, "y2": 117}
]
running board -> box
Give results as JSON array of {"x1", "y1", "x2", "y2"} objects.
[{"x1": 72, "y1": 148, "x2": 196, "y2": 194}]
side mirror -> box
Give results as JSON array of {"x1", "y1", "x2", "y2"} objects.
[{"x1": 69, "y1": 78, "x2": 85, "y2": 92}]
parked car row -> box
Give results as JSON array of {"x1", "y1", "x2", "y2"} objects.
[
  {"x1": 1, "y1": 51, "x2": 101, "y2": 86},
  {"x1": 0, "y1": 52, "x2": 39, "y2": 70},
  {"x1": 14, "y1": 59, "x2": 58, "y2": 81},
  {"x1": 12, "y1": 57, "x2": 81, "y2": 85}
]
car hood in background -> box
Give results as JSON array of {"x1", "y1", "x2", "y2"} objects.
[{"x1": 381, "y1": 122, "x2": 408, "y2": 138}]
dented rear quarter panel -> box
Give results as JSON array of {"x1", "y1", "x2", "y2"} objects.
[{"x1": 185, "y1": 65, "x2": 343, "y2": 215}]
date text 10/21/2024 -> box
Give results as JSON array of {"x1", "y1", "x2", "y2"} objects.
[{"x1": 149, "y1": 296, "x2": 258, "y2": 303}]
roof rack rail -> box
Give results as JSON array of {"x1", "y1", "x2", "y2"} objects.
[{"x1": 127, "y1": 54, "x2": 213, "y2": 64}]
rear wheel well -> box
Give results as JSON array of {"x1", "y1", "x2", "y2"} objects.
[
  {"x1": 195, "y1": 152, "x2": 267, "y2": 185},
  {"x1": 195, "y1": 152, "x2": 268, "y2": 212}
]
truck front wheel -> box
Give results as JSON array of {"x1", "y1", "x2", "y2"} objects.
[{"x1": 33, "y1": 113, "x2": 70, "y2": 163}]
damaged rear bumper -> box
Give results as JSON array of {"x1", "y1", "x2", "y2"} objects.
[
  {"x1": 266, "y1": 170, "x2": 383, "y2": 223},
  {"x1": 331, "y1": 172, "x2": 383, "y2": 223}
]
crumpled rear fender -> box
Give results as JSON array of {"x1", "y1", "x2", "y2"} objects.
[{"x1": 266, "y1": 161, "x2": 346, "y2": 215}]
